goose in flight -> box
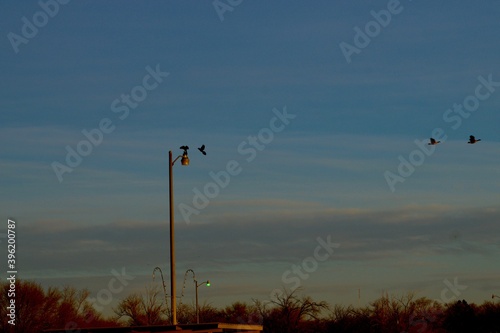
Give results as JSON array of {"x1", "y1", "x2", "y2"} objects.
[
  {"x1": 428, "y1": 138, "x2": 440, "y2": 145},
  {"x1": 198, "y1": 145, "x2": 207, "y2": 155},
  {"x1": 467, "y1": 135, "x2": 481, "y2": 144}
]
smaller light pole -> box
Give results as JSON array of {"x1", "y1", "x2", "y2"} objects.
[
  {"x1": 152, "y1": 267, "x2": 169, "y2": 319},
  {"x1": 195, "y1": 279, "x2": 210, "y2": 324}
]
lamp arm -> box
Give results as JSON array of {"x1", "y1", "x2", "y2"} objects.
[{"x1": 171, "y1": 155, "x2": 182, "y2": 166}]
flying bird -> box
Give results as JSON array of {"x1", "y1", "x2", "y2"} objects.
[
  {"x1": 428, "y1": 138, "x2": 440, "y2": 145},
  {"x1": 467, "y1": 135, "x2": 481, "y2": 144},
  {"x1": 198, "y1": 145, "x2": 206, "y2": 155}
]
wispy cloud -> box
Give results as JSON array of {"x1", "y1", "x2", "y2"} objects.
[{"x1": 19, "y1": 204, "x2": 500, "y2": 276}]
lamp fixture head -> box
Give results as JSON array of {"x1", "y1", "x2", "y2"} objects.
[
  {"x1": 178, "y1": 145, "x2": 190, "y2": 165},
  {"x1": 181, "y1": 152, "x2": 190, "y2": 166}
]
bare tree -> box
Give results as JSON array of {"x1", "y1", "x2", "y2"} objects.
[
  {"x1": 369, "y1": 292, "x2": 444, "y2": 333},
  {"x1": 114, "y1": 284, "x2": 166, "y2": 326},
  {"x1": 254, "y1": 288, "x2": 328, "y2": 333},
  {"x1": 221, "y1": 301, "x2": 262, "y2": 325},
  {"x1": 0, "y1": 280, "x2": 116, "y2": 333}
]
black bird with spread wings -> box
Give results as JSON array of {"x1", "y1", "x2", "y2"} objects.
[
  {"x1": 198, "y1": 145, "x2": 206, "y2": 155},
  {"x1": 467, "y1": 135, "x2": 481, "y2": 144},
  {"x1": 180, "y1": 145, "x2": 189, "y2": 153}
]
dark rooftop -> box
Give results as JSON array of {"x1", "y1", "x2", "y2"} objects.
[{"x1": 43, "y1": 322, "x2": 263, "y2": 333}]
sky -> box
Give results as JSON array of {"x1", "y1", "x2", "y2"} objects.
[{"x1": 1, "y1": 0, "x2": 500, "y2": 319}]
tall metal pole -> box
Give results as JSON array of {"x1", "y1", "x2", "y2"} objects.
[{"x1": 169, "y1": 151, "x2": 177, "y2": 325}]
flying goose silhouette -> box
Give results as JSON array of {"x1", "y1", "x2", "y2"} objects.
[
  {"x1": 467, "y1": 135, "x2": 481, "y2": 144},
  {"x1": 428, "y1": 138, "x2": 440, "y2": 145}
]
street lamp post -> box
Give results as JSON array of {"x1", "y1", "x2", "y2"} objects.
[
  {"x1": 168, "y1": 146, "x2": 196, "y2": 325},
  {"x1": 195, "y1": 279, "x2": 210, "y2": 324},
  {"x1": 168, "y1": 150, "x2": 177, "y2": 325}
]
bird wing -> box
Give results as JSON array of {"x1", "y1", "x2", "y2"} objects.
[
  {"x1": 470, "y1": 135, "x2": 475, "y2": 141},
  {"x1": 430, "y1": 138, "x2": 436, "y2": 144}
]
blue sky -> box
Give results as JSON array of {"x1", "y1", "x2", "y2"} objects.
[{"x1": 1, "y1": 0, "x2": 500, "y2": 318}]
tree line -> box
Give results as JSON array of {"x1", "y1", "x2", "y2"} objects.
[{"x1": 1, "y1": 280, "x2": 499, "y2": 333}]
